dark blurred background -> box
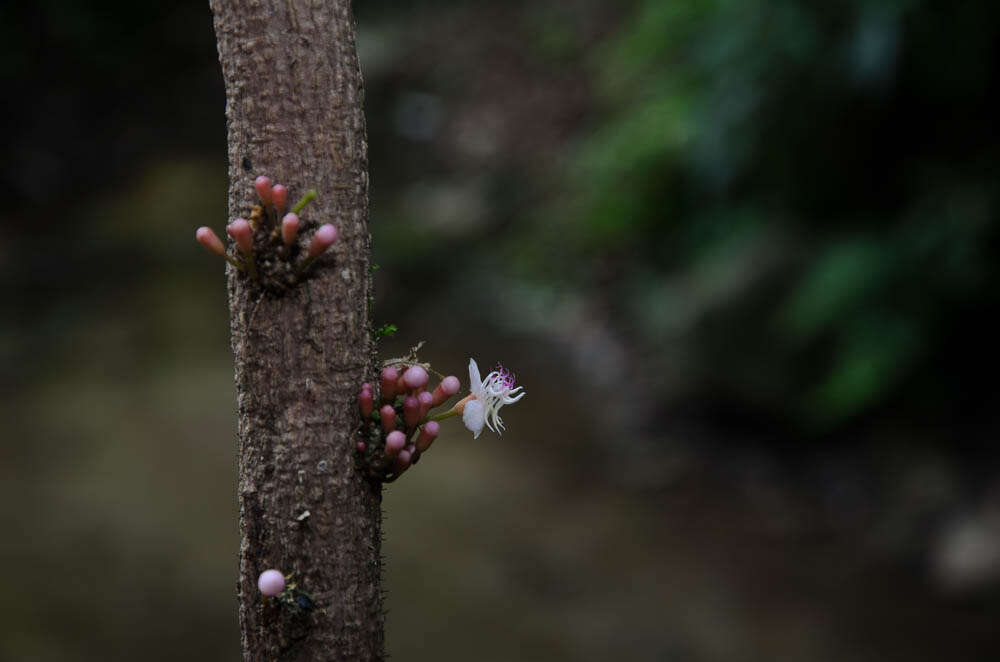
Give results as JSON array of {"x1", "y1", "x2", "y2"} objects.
[{"x1": 3, "y1": 0, "x2": 1000, "y2": 660}]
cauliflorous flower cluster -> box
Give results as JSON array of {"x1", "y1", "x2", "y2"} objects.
[
  {"x1": 359, "y1": 357, "x2": 525, "y2": 482},
  {"x1": 195, "y1": 175, "x2": 336, "y2": 285}
]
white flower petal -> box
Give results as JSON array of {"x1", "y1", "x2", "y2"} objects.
[
  {"x1": 462, "y1": 399, "x2": 486, "y2": 439},
  {"x1": 469, "y1": 359, "x2": 485, "y2": 399}
]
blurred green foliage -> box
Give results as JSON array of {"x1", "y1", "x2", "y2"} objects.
[{"x1": 512, "y1": 0, "x2": 1000, "y2": 429}]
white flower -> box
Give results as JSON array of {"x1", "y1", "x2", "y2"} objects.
[{"x1": 462, "y1": 358, "x2": 525, "y2": 439}]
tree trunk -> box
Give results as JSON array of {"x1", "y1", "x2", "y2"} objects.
[{"x1": 209, "y1": 1, "x2": 382, "y2": 660}]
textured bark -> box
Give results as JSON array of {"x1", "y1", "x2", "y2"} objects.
[{"x1": 209, "y1": 1, "x2": 382, "y2": 660}]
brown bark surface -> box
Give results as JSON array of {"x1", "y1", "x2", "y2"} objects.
[{"x1": 209, "y1": 1, "x2": 382, "y2": 659}]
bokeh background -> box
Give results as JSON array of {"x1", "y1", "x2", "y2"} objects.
[{"x1": 3, "y1": 0, "x2": 1000, "y2": 659}]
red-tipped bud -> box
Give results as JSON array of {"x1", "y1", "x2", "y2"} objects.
[
  {"x1": 226, "y1": 219, "x2": 254, "y2": 256},
  {"x1": 362, "y1": 382, "x2": 372, "y2": 392},
  {"x1": 431, "y1": 375, "x2": 461, "y2": 406},
  {"x1": 403, "y1": 396, "x2": 420, "y2": 428},
  {"x1": 272, "y1": 184, "x2": 288, "y2": 215},
  {"x1": 254, "y1": 176, "x2": 272, "y2": 205},
  {"x1": 403, "y1": 365, "x2": 429, "y2": 392},
  {"x1": 196, "y1": 226, "x2": 225, "y2": 257},
  {"x1": 356, "y1": 441, "x2": 367, "y2": 452},
  {"x1": 415, "y1": 421, "x2": 440, "y2": 453},
  {"x1": 359, "y1": 388, "x2": 374, "y2": 419},
  {"x1": 281, "y1": 213, "x2": 300, "y2": 247},
  {"x1": 380, "y1": 367, "x2": 399, "y2": 402},
  {"x1": 307, "y1": 224, "x2": 338, "y2": 259},
  {"x1": 418, "y1": 391, "x2": 433, "y2": 418},
  {"x1": 379, "y1": 405, "x2": 397, "y2": 433},
  {"x1": 385, "y1": 430, "x2": 406, "y2": 457}
]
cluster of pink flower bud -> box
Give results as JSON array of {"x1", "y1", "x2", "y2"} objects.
[
  {"x1": 195, "y1": 175, "x2": 335, "y2": 281},
  {"x1": 359, "y1": 365, "x2": 461, "y2": 481}
]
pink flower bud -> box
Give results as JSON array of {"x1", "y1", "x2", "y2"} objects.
[
  {"x1": 392, "y1": 448, "x2": 412, "y2": 475},
  {"x1": 281, "y1": 213, "x2": 300, "y2": 247},
  {"x1": 380, "y1": 405, "x2": 397, "y2": 433},
  {"x1": 195, "y1": 226, "x2": 225, "y2": 257},
  {"x1": 307, "y1": 224, "x2": 338, "y2": 259},
  {"x1": 431, "y1": 375, "x2": 461, "y2": 406},
  {"x1": 257, "y1": 569, "x2": 285, "y2": 597},
  {"x1": 380, "y1": 367, "x2": 399, "y2": 402},
  {"x1": 272, "y1": 184, "x2": 288, "y2": 215},
  {"x1": 359, "y1": 388, "x2": 374, "y2": 418},
  {"x1": 255, "y1": 176, "x2": 272, "y2": 206},
  {"x1": 418, "y1": 391, "x2": 433, "y2": 419},
  {"x1": 385, "y1": 430, "x2": 406, "y2": 457},
  {"x1": 415, "y1": 421, "x2": 440, "y2": 453},
  {"x1": 362, "y1": 382, "x2": 372, "y2": 392},
  {"x1": 356, "y1": 441, "x2": 367, "y2": 452},
  {"x1": 403, "y1": 396, "x2": 420, "y2": 428},
  {"x1": 226, "y1": 219, "x2": 254, "y2": 256},
  {"x1": 403, "y1": 365, "x2": 429, "y2": 392}
]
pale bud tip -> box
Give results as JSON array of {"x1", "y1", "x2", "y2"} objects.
[
  {"x1": 441, "y1": 376, "x2": 460, "y2": 395},
  {"x1": 254, "y1": 176, "x2": 272, "y2": 205},
  {"x1": 272, "y1": 184, "x2": 288, "y2": 214},
  {"x1": 196, "y1": 226, "x2": 225, "y2": 256},
  {"x1": 257, "y1": 569, "x2": 285, "y2": 597},
  {"x1": 424, "y1": 420, "x2": 440, "y2": 436},
  {"x1": 386, "y1": 430, "x2": 406, "y2": 454},
  {"x1": 227, "y1": 219, "x2": 253, "y2": 255},
  {"x1": 403, "y1": 365, "x2": 429, "y2": 390},
  {"x1": 308, "y1": 224, "x2": 338, "y2": 258},
  {"x1": 281, "y1": 213, "x2": 300, "y2": 246}
]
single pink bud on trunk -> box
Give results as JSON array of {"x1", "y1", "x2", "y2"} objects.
[
  {"x1": 415, "y1": 421, "x2": 440, "y2": 453},
  {"x1": 385, "y1": 430, "x2": 406, "y2": 457},
  {"x1": 254, "y1": 175, "x2": 272, "y2": 206},
  {"x1": 257, "y1": 569, "x2": 285, "y2": 597},
  {"x1": 380, "y1": 367, "x2": 399, "y2": 402},
  {"x1": 226, "y1": 219, "x2": 254, "y2": 256},
  {"x1": 380, "y1": 405, "x2": 397, "y2": 433},
  {"x1": 272, "y1": 184, "x2": 288, "y2": 215},
  {"x1": 195, "y1": 226, "x2": 225, "y2": 257},
  {"x1": 392, "y1": 448, "x2": 412, "y2": 476},
  {"x1": 402, "y1": 365, "x2": 429, "y2": 392},
  {"x1": 281, "y1": 213, "x2": 300, "y2": 246},
  {"x1": 431, "y1": 375, "x2": 461, "y2": 406},
  {"x1": 359, "y1": 388, "x2": 374, "y2": 418},
  {"x1": 417, "y1": 391, "x2": 433, "y2": 419},
  {"x1": 307, "y1": 224, "x2": 338, "y2": 258},
  {"x1": 403, "y1": 396, "x2": 420, "y2": 428}
]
